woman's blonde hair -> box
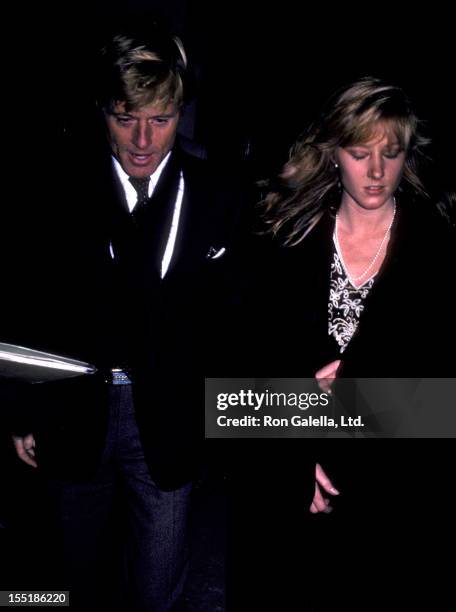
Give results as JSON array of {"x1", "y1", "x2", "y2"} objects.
[{"x1": 262, "y1": 77, "x2": 430, "y2": 245}]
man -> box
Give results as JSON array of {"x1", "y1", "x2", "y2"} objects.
[{"x1": 10, "y1": 22, "x2": 243, "y2": 611}]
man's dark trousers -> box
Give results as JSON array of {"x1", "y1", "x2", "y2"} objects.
[{"x1": 47, "y1": 381, "x2": 192, "y2": 612}]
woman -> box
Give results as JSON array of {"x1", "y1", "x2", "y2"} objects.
[
  {"x1": 248, "y1": 77, "x2": 455, "y2": 609},
  {"x1": 257, "y1": 76, "x2": 454, "y2": 381}
]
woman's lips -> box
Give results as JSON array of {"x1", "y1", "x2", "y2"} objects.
[{"x1": 364, "y1": 185, "x2": 385, "y2": 194}]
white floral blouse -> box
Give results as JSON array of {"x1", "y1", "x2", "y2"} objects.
[{"x1": 328, "y1": 242, "x2": 375, "y2": 353}]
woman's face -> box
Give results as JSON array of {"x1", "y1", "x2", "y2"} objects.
[{"x1": 335, "y1": 128, "x2": 406, "y2": 211}]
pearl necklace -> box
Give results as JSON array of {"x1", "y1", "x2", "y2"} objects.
[{"x1": 334, "y1": 202, "x2": 396, "y2": 284}]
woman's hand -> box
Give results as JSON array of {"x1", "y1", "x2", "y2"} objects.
[
  {"x1": 315, "y1": 359, "x2": 341, "y2": 394},
  {"x1": 309, "y1": 463, "x2": 340, "y2": 514},
  {"x1": 12, "y1": 433, "x2": 37, "y2": 468}
]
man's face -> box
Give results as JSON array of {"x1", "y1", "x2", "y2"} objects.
[{"x1": 104, "y1": 101, "x2": 180, "y2": 178}]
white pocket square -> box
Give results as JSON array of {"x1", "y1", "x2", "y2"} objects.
[{"x1": 206, "y1": 246, "x2": 226, "y2": 260}]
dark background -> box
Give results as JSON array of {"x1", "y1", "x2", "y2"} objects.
[{"x1": 8, "y1": 0, "x2": 455, "y2": 188}]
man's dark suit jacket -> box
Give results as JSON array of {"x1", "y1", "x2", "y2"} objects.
[{"x1": 2, "y1": 136, "x2": 246, "y2": 490}]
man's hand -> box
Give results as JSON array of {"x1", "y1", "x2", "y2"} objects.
[
  {"x1": 315, "y1": 359, "x2": 341, "y2": 394},
  {"x1": 309, "y1": 462, "x2": 339, "y2": 514},
  {"x1": 12, "y1": 433, "x2": 37, "y2": 468}
]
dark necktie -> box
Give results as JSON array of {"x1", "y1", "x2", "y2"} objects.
[
  {"x1": 129, "y1": 176, "x2": 151, "y2": 211},
  {"x1": 114, "y1": 155, "x2": 179, "y2": 274}
]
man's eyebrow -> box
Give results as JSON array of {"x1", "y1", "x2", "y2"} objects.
[{"x1": 112, "y1": 111, "x2": 176, "y2": 118}]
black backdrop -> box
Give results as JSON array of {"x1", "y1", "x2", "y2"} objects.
[{"x1": 10, "y1": 0, "x2": 454, "y2": 186}]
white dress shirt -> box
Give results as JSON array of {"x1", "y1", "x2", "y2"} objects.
[{"x1": 110, "y1": 152, "x2": 185, "y2": 279}]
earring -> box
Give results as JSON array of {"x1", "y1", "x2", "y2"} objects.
[{"x1": 334, "y1": 163, "x2": 339, "y2": 169}]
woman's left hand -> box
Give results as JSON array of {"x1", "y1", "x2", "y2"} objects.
[
  {"x1": 309, "y1": 462, "x2": 340, "y2": 514},
  {"x1": 315, "y1": 359, "x2": 342, "y2": 394}
]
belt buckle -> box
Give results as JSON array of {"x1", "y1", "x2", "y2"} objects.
[{"x1": 106, "y1": 367, "x2": 132, "y2": 386}]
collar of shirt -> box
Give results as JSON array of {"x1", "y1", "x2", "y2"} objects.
[{"x1": 112, "y1": 151, "x2": 172, "y2": 213}]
